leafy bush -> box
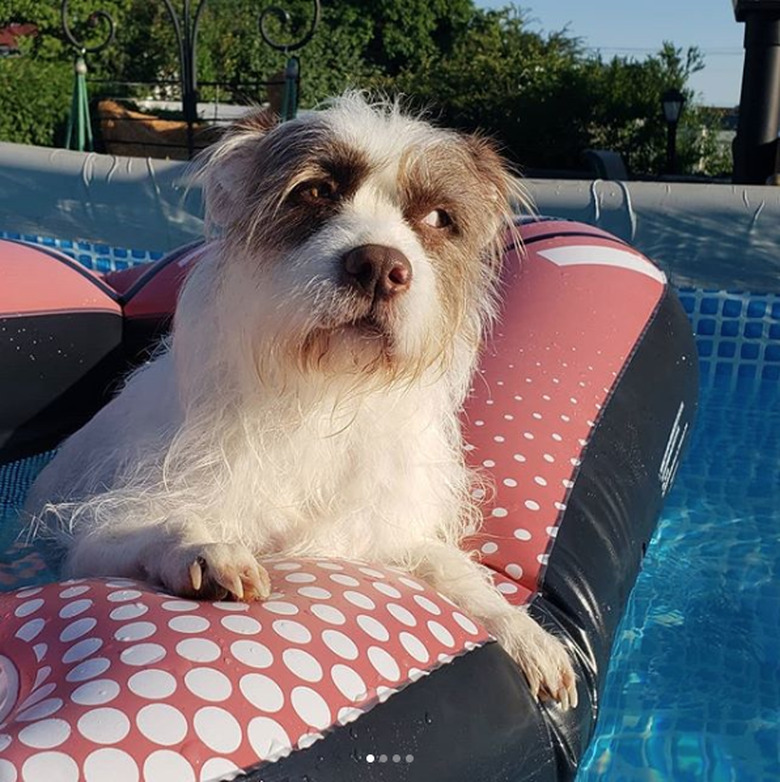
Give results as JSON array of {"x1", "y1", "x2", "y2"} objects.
[{"x1": 0, "y1": 57, "x2": 71, "y2": 147}]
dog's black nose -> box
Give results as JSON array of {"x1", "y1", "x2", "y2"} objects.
[{"x1": 342, "y1": 244, "x2": 412, "y2": 299}]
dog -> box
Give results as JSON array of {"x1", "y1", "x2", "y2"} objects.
[{"x1": 26, "y1": 93, "x2": 577, "y2": 708}]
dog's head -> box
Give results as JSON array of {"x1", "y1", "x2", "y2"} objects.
[{"x1": 196, "y1": 93, "x2": 524, "y2": 394}]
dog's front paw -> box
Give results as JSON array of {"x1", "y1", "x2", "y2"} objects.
[
  {"x1": 492, "y1": 609, "x2": 578, "y2": 710},
  {"x1": 162, "y1": 542, "x2": 271, "y2": 602}
]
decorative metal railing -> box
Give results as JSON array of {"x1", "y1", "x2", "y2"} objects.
[{"x1": 60, "y1": 0, "x2": 321, "y2": 158}]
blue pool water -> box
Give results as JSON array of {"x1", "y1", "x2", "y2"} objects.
[
  {"x1": 578, "y1": 291, "x2": 780, "y2": 781},
  {"x1": 1, "y1": 236, "x2": 778, "y2": 780},
  {"x1": 578, "y1": 375, "x2": 780, "y2": 781}
]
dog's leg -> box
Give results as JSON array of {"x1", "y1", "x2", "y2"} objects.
[
  {"x1": 407, "y1": 543, "x2": 578, "y2": 709},
  {"x1": 65, "y1": 521, "x2": 271, "y2": 602}
]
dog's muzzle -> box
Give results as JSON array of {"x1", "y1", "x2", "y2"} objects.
[{"x1": 342, "y1": 244, "x2": 412, "y2": 301}]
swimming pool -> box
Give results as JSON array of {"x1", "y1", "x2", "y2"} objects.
[{"x1": 1, "y1": 237, "x2": 778, "y2": 780}]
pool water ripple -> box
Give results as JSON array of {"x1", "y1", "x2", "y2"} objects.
[{"x1": 578, "y1": 373, "x2": 780, "y2": 781}]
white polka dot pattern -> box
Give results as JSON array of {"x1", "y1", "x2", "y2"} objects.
[
  {"x1": 0, "y1": 562, "x2": 489, "y2": 778},
  {"x1": 463, "y1": 230, "x2": 664, "y2": 600}
]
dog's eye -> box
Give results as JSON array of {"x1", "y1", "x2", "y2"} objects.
[
  {"x1": 298, "y1": 180, "x2": 338, "y2": 203},
  {"x1": 422, "y1": 208, "x2": 452, "y2": 229}
]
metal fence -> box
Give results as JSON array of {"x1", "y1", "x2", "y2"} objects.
[{"x1": 60, "y1": 0, "x2": 321, "y2": 158}]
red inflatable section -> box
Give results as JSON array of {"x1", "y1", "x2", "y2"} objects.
[
  {"x1": 107, "y1": 242, "x2": 204, "y2": 320},
  {"x1": 467, "y1": 226, "x2": 666, "y2": 600},
  {"x1": 0, "y1": 240, "x2": 119, "y2": 318},
  {"x1": 0, "y1": 562, "x2": 489, "y2": 780}
]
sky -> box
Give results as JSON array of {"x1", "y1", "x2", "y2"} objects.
[{"x1": 476, "y1": 0, "x2": 745, "y2": 107}]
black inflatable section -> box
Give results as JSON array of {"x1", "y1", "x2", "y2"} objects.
[
  {"x1": 0, "y1": 240, "x2": 204, "y2": 466},
  {"x1": 240, "y1": 643, "x2": 553, "y2": 782},
  {"x1": 527, "y1": 286, "x2": 700, "y2": 773},
  {"x1": 0, "y1": 312, "x2": 123, "y2": 464}
]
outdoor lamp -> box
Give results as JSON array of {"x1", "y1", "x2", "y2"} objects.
[
  {"x1": 661, "y1": 88, "x2": 686, "y2": 125},
  {"x1": 661, "y1": 88, "x2": 686, "y2": 175}
]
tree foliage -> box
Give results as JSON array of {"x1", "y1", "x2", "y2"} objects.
[
  {"x1": 0, "y1": 0, "x2": 730, "y2": 176},
  {"x1": 582, "y1": 43, "x2": 710, "y2": 175},
  {"x1": 0, "y1": 0, "x2": 138, "y2": 146}
]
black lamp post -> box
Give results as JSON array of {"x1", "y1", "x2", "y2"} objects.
[{"x1": 661, "y1": 87, "x2": 686, "y2": 176}]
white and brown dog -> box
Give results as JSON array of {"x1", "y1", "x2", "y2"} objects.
[{"x1": 26, "y1": 93, "x2": 577, "y2": 707}]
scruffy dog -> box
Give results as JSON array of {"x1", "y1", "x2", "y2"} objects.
[{"x1": 26, "y1": 94, "x2": 576, "y2": 707}]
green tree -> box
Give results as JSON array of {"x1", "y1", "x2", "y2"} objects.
[
  {"x1": 386, "y1": 6, "x2": 590, "y2": 170},
  {"x1": 386, "y1": 10, "x2": 715, "y2": 177},
  {"x1": 193, "y1": 0, "x2": 378, "y2": 105},
  {"x1": 0, "y1": 0, "x2": 731, "y2": 177},
  {"x1": 583, "y1": 42, "x2": 707, "y2": 175},
  {"x1": 0, "y1": 0, "x2": 150, "y2": 146}
]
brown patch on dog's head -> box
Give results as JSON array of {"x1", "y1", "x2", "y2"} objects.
[
  {"x1": 398, "y1": 131, "x2": 519, "y2": 347},
  {"x1": 264, "y1": 139, "x2": 372, "y2": 249},
  {"x1": 231, "y1": 108, "x2": 281, "y2": 136},
  {"x1": 199, "y1": 112, "x2": 373, "y2": 252}
]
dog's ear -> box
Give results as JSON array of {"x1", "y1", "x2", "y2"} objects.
[
  {"x1": 198, "y1": 109, "x2": 280, "y2": 229},
  {"x1": 460, "y1": 133, "x2": 531, "y2": 259},
  {"x1": 461, "y1": 134, "x2": 527, "y2": 212}
]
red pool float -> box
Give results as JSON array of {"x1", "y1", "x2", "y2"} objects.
[{"x1": 0, "y1": 219, "x2": 698, "y2": 781}]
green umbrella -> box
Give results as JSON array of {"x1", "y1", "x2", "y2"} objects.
[{"x1": 64, "y1": 53, "x2": 93, "y2": 152}]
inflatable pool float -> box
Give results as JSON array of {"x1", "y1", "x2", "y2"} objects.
[{"x1": 0, "y1": 219, "x2": 698, "y2": 781}]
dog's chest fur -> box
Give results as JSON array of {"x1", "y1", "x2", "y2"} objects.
[{"x1": 207, "y1": 378, "x2": 468, "y2": 561}]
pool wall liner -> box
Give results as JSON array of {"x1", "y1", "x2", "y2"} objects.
[{"x1": 4, "y1": 139, "x2": 780, "y2": 293}]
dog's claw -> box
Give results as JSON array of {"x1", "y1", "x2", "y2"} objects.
[
  {"x1": 228, "y1": 573, "x2": 244, "y2": 601},
  {"x1": 490, "y1": 608, "x2": 578, "y2": 711},
  {"x1": 538, "y1": 666, "x2": 578, "y2": 711},
  {"x1": 189, "y1": 560, "x2": 203, "y2": 591},
  {"x1": 168, "y1": 543, "x2": 271, "y2": 603},
  {"x1": 242, "y1": 564, "x2": 272, "y2": 602},
  {"x1": 567, "y1": 677, "x2": 579, "y2": 710}
]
